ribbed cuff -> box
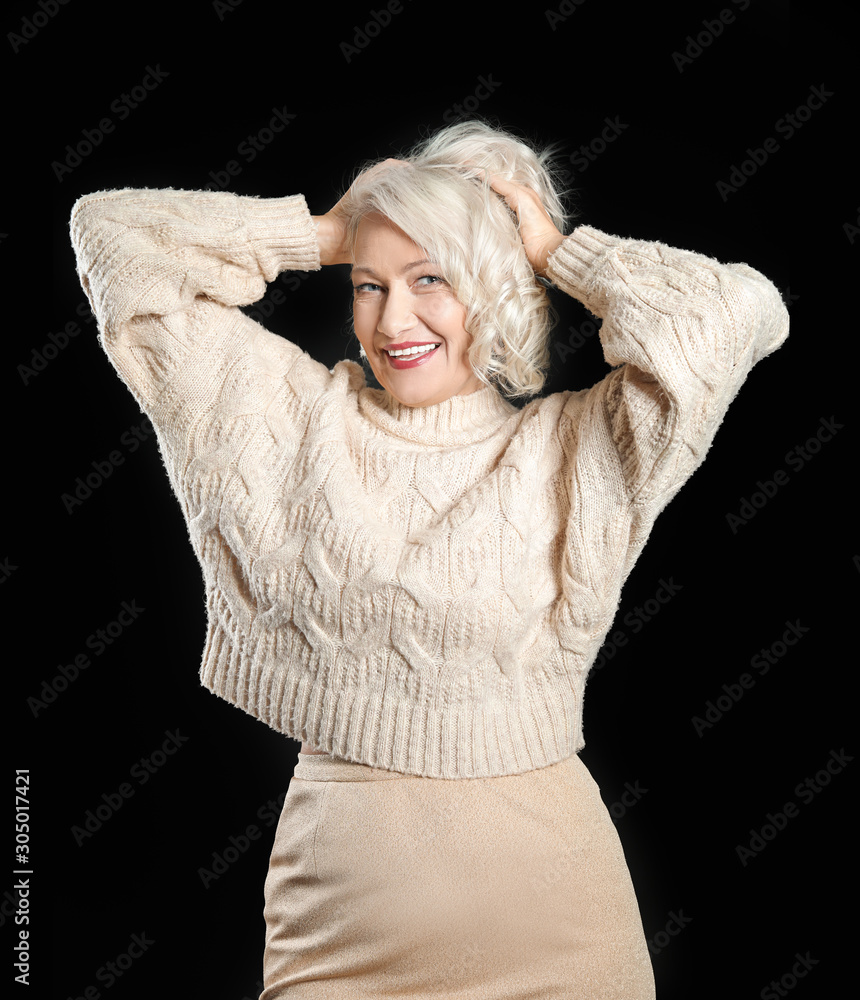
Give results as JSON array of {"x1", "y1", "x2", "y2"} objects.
[
  {"x1": 545, "y1": 226, "x2": 621, "y2": 312},
  {"x1": 238, "y1": 193, "x2": 321, "y2": 281}
]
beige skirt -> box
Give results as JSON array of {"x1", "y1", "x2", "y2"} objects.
[{"x1": 260, "y1": 751, "x2": 655, "y2": 999}]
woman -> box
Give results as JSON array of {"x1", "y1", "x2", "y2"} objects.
[{"x1": 69, "y1": 120, "x2": 788, "y2": 998}]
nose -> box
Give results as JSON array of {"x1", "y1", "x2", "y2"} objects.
[{"x1": 377, "y1": 283, "x2": 418, "y2": 339}]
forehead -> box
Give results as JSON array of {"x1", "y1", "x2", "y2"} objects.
[{"x1": 353, "y1": 212, "x2": 424, "y2": 262}]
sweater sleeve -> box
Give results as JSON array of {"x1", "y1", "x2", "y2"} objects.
[
  {"x1": 68, "y1": 186, "x2": 326, "y2": 414},
  {"x1": 546, "y1": 225, "x2": 790, "y2": 507}
]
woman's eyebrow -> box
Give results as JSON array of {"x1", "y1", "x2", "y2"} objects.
[{"x1": 351, "y1": 259, "x2": 435, "y2": 279}]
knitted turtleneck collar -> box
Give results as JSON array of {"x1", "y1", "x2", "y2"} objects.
[{"x1": 355, "y1": 383, "x2": 520, "y2": 447}]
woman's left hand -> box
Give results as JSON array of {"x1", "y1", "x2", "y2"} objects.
[{"x1": 480, "y1": 172, "x2": 566, "y2": 277}]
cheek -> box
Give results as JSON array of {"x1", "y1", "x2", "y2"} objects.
[
  {"x1": 353, "y1": 302, "x2": 377, "y2": 335},
  {"x1": 426, "y1": 301, "x2": 469, "y2": 342},
  {"x1": 443, "y1": 311, "x2": 471, "y2": 360}
]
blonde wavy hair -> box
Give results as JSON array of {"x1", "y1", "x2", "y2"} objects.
[{"x1": 340, "y1": 118, "x2": 576, "y2": 399}]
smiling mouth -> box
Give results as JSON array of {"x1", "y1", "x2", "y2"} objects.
[{"x1": 384, "y1": 343, "x2": 442, "y2": 357}]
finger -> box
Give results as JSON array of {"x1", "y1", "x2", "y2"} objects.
[
  {"x1": 481, "y1": 172, "x2": 517, "y2": 197},
  {"x1": 480, "y1": 173, "x2": 523, "y2": 217}
]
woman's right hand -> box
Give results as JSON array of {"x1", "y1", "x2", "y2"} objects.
[
  {"x1": 312, "y1": 158, "x2": 409, "y2": 266},
  {"x1": 311, "y1": 201, "x2": 351, "y2": 267}
]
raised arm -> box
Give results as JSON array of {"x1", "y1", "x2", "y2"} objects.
[
  {"x1": 548, "y1": 226, "x2": 789, "y2": 506},
  {"x1": 485, "y1": 171, "x2": 789, "y2": 507},
  {"x1": 68, "y1": 187, "x2": 325, "y2": 412}
]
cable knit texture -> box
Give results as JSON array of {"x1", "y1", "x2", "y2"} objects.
[{"x1": 69, "y1": 187, "x2": 789, "y2": 778}]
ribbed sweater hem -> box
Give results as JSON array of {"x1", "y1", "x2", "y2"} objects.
[{"x1": 199, "y1": 589, "x2": 585, "y2": 780}]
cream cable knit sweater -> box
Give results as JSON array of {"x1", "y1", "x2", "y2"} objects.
[{"x1": 69, "y1": 187, "x2": 789, "y2": 778}]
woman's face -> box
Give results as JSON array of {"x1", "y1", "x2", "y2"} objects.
[{"x1": 351, "y1": 212, "x2": 485, "y2": 408}]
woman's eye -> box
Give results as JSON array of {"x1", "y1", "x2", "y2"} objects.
[{"x1": 353, "y1": 277, "x2": 443, "y2": 293}]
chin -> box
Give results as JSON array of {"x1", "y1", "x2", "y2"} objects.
[
  {"x1": 387, "y1": 391, "x2": 435, "y2": 408},
  {"x1": 383, "y1": 383, "x2": 446, "y2": 408}
]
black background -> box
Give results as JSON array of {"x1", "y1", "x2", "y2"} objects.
[{"x1": 4, "y1": 1, "x2": 857, "y2": 997}]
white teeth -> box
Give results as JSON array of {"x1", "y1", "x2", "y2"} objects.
[{"x1": 387, "y1": 344, "x2": 440, "y2": 357}]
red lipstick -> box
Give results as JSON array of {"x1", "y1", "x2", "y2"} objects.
[{"x1": 384, "y1": 343, "x2": 442, "y2": 370}]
